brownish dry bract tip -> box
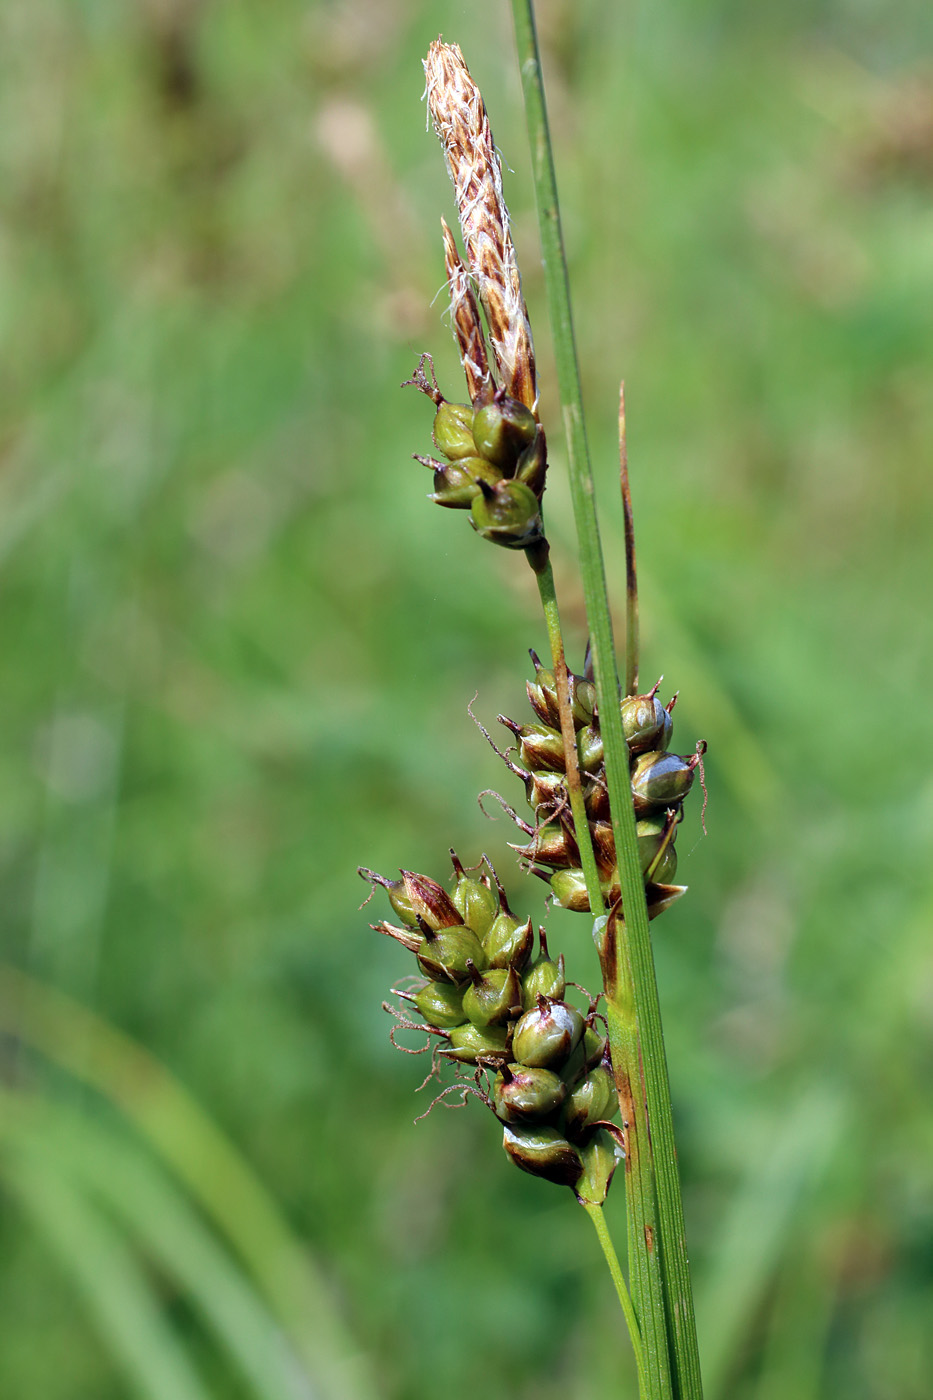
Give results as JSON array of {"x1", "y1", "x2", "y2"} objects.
[
  {"x1": 441, "y1": 217, "x2": 491, "y2": 403},
  {"x1": 425, "y1": 38, "x2": 536, "y2": 411}
]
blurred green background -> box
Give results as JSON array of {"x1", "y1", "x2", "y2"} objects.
[{"x1": 2, "y1": 0, "x2": 932, "y2": 1397}]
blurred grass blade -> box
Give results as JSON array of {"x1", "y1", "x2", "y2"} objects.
[
  {"x1": 753, "y1": 1222, "x2": 840, "y2": 1400},
  {"x1": 0, "y1": 965, "x2": 377, "y2": 1400},
  {"x1": 3, "y1": 1147, "x2": 211, "y2": 1400},
  {"x1": 696, "y1": 1087, "x2": 847, "y2": 1398},
  {"x1": 0, "y1": 1091, "x2": 311, "y2": 1400}
]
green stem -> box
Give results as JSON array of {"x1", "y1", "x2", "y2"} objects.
[
  {"x1": 599, "y1": 907, "x2": 668, "y2": 1397},
  {"x1": 528, "y1": 543, "x2": 667, "y2": 1400},
  {"x1": 583, "y1": 1201, "x2": 647, "y2": 1394},
  {"x1": 510, "y1": 5, "x2": 703, "y2": 1398},
  {"x1": 529, "y1": 547, "x2": 605, "y2": 915}
]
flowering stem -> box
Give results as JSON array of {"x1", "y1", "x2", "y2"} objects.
[
  {"x1": 529, "y1": 547, "x2": 661, "y2": 1399},
  {"x1": 527, "y1": 546, "x2": 605, "y2": 916},
  {"x1": 528, "y1": 514, "x2": 668, "y2": 1400},
  {"x1": 583, "y1": 1201, "x2": 648, "y2": 1395},
  {"x1": 510, "y1": 4, "x2": 704, "y2": 1398}
]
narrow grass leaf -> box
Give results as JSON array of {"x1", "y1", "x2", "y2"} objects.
[
  {"x1": 696, "y1": 1086, "x2": 847, "y2": 1398},
  {"x1": 0, "y1": 1093, "x2": 310, "y2": 1400},
  {"x1": 3, "y1": 1148, "x2": 211, "y2": 1400},
  {"x1": 0, "y1": 965, "x2": 376, "y2": 1400}
]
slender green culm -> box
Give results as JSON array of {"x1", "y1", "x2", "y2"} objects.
[
  {"x1": 584, "y1": 1201, "x2": 648, "y2": 1394},
  {"x1": 530, "y1": 551, "x2": 606, "y2": 915},
  {"x1": 508, "y1": 3, "x2": 704, "y2": 1397}
]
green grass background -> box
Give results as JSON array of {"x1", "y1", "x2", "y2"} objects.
[{"x1": 1, "y1": 1, "x2": 932, "y2": 1396}]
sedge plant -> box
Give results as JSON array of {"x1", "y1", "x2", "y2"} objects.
[{"x1": 359, "y1": 16, "x2": 705, "y2": 1399}]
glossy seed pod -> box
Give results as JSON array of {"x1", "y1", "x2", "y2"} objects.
[
  {"x1": 520, "y1": 767, "x2": 568, "y2": 817},
  {"x1": 648, "y1": 841, "x2": 677, "y2": 884},
  {"x1": 589, "y1": 821, "x2": 617, "y2": 876},
  {"x1": 558, "y1": 1025, "x2": 606, "y2": 1091},
  {"x1": 576, "y1": 724, "x2": 604, "y2": 774},
  {"x1": 573, "y1": 679, "x2": 598, "y2": 727},
  {"x1": 449, "y1": 858, "x2": 499, "y2": 939},
  {"x1": 443, "y1": 1022, "x2": 510, "y2": 1064},
  {"x1": 521, "y1": 947, "x2": 566, "y2": 1009},
  {"x1": 583, "y1": 777, "x2": 610, "y2": 821},
  {"x1": 462, "y1": 963, "x2": 523, "y2": 1028},
  {"x1": 429, "y1": 455, "x2": 502, "y2": 509},
  {"x1": 512, "y1": 821, "x2": 579, "y2": 870},
  {"x1": 512, "y1": 998, "x2": 584, "y2": 1069},
  {"x1": 525, "y1": 670, "x2": 556, "y2": 728},
  {"x1": 636, "y1": 815, "x2": 667, "y2": 876},
  {"x1": 548, "y1": 868, "x2": 591, "y2": 913},
  {"x1": 469, "y1": 479, "x2": 543, "y2": 549},
  {"x1": 636, "y1": 814, "x2": 681, "y2": 883},
  {"x1": 621, "y1": 691, "x2": 673, "y2": 754},
  {"x1": 388, "y1": 886, "x2": 417, "y2": 926},
  {"x1": 574, "y1": 1126, "x2": 625, "y2": 1205},
  {"x1": 432, "y1": 401, "x2": 476, "y2": 460},
  {"x1": 525, "y1": 656, "x2": 595, "y2": 731},
  {"x1": 630, "y1": 751, "x2": 696, "y2": 813},
  {"x1": 493, "y1": 1064, "x2": 566, "y2": 1124},
  {"x1": 358, "y1": 869, "x2": 418, "y2": 926},
  {"x1": 563, "y1": 1065, "x2": 617, "y2": 1140},
  {"x1": 602, "y1": 871, "x2": 622, "y2": 908},
  {"x1": 548, "y1": 867, "x2": 622, "y2": 914},
  {"x1": 583, "y1": 1027, "x2": 608, "y2": 1061},
  {"x1": 483, "y1": 912, "x2": 534, "y2": 971},
  {"x1": 472, "y1": 394, "x2": 537, "y2": 469},
  {"x1": 498, "y1": 716, "x2": 565, "y2": 774},
  {"x1": 416, "y1": 924, "x2": 488, "y2": 983},
  {"x1": 520, "y1": 727, "x2": 566, "y2": 772},
  {"x1": 513, "y1": 429, "x2": 548, "y2": 496},
  {"x1": 502, "y1": 1124, "x2": 583, "y2": 1187},
  {"x1": 407, "y1": 978, "x2": 466, "y2": 1029},
  {"x1": 400, "y1": 871, "x2": 462, "y2": 930}
]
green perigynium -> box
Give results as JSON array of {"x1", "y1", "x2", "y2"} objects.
[
  {"x1": 489, "y1": 658, "x2": 703, "y2": 918},
  {"x1": 360, "y1": 855, "x2": 623, "y2": 1203}
]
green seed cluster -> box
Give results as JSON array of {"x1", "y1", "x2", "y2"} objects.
[
  {"x1": 496, "y1": 653, "x2": 702, "y2": 917},
  {"x1": 417, "y1": 383, "x2": 548, "y2": 549},
  {"x1": 360, "y1": 856, "x2": 623, "y2": 1200}
]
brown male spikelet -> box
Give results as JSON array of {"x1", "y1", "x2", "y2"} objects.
[
  {"x1": 425, "y1": 39, "x2": 536, "y2": 410},
  {"x1": 441, "y1": 217, "x2": 492, "y2": 403}
]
